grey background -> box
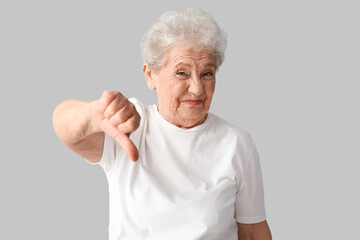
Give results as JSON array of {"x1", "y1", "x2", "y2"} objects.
[{"x1": 1, "y1": 0, "x2": 359, "y2": 239}]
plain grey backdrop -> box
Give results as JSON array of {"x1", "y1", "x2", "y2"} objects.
[{"x1": 1, "y1": 0, "x2": 359, "y2": 239}]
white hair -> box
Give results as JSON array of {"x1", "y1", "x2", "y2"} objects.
[{"x1": 141, "y1": 8, "x2": 227, "y2": 72}]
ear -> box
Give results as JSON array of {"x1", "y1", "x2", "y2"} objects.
[{"x1": 142, "y1": 64, "x2": 156, "y2": 90}]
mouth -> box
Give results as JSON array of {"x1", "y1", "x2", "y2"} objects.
[{"x1": 181, "y1": 99, "x2": 203, "y2": 105}]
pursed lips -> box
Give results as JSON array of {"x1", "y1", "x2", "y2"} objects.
[{"x1": 181, "y1": 99, "x2": 203, "y2": 105}]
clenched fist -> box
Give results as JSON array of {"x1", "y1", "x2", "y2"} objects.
[{"x1": 90, "y1": 91, "x2": 141, "y2": 161}]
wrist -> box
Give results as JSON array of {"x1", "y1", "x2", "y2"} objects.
[{"x1": 82, "y1": 101, "x2": 102, "y2": 137}]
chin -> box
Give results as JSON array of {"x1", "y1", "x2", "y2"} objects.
[{"x1": 182, "y1": 111, "x2": 207, "y2": 122}]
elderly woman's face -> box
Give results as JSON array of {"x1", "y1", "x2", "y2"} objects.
[{"x1": 144, "y1": 47, "x2": 216, "y2": 128}]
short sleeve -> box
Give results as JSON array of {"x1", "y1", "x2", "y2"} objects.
[
  {"x1": 95, "y1": 132, "x2": 117, "y2": 173},
  {"x1": 235, "y1": 140, "x2": 267, "y2": 224}
]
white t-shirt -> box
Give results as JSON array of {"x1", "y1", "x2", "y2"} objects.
[{"x1": 96, "y1": 98, "x2": 266, "y2": 240}]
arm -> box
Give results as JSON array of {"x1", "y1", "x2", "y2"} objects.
[
  {"x1": 52, "y1": 91, "x2": 140, "y2": 163},
  {"x1": 238, "y1": 220, "x2": 272, "y2": 240},
  {"x1": 52, "y1": 99, "x2": 104, "y2": 163}
]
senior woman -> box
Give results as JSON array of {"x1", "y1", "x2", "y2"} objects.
[{"x1": 53, "y1": 8, "x2": 272, "y2": 240}]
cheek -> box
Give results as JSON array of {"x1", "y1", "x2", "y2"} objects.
[
  {"x1": 205, "y1": 80, "x2": 216, "y2": 98},
  {"x1": 156, "y1": 73, "x2": 175, "y2": 102},
  {"x1": 171, "y1": 81, "x2": 189, "y2": 99},
  {"x1": 162, "y1": 78, "x2": 188, "y2": 110},
  {"x1": 203, "y1": 81, "x2": 215, "y2": 108}
]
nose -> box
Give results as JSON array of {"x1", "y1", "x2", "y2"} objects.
[{"x1": 188, "y1": 76, "x2": 204, "y2": 96}]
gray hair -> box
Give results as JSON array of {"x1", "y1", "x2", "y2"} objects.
[{"x1": 141, "y1": 8, "x2": 227, "y2": 72}]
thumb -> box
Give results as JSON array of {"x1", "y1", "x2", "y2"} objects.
[{"x1": 100, "y1": 119, "x2": 139, "y2": 162}]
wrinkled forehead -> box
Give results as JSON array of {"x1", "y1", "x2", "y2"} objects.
[{"x1": 164, "y1": 45, "x2": 216, "y2": 69}]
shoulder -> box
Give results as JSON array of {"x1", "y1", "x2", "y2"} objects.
[
  {"x1": 129, "y1": 97, "x2": 146, "y2": 116},
  {"x1": 128, "y1": 97, "x2": 155, "y2": 120},
  {"x1": 208, "y1": 113, "x2": 255, "y2": 151},
  {"x1": 207, "y1": 113, "x2": 259, "y2": 184}
]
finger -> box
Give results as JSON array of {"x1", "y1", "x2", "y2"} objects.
[
  {"x1": 103, "y1": 93, "x2": 126, "y2": 119},
  {"x1": 114, "y1": 134, "x2": 139, "y2": 162},
  {"x1": 100, "y1": 119, "x2": 139, "y2": 162},
  {"x1": 100, "y1": 91, "x2": 119, "y2": 107},
  {"x1": 94, "y1": 91, "x2": 120, "y2": 118},
  {"x1": 108, "y1": 105, "x2": 132, "y2": 126},
  {"x1": 116, "y1": 114, "x2": 140, "y2": 134}
]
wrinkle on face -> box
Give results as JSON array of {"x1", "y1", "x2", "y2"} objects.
[{"x1": 152, "y1": 46, "x2": 216, "y2": 129}]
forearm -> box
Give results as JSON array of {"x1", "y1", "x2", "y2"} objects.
[
  {"x1": 52, "y1": 99, "x2": 98, "y2": 145},
  {"x1": 238, "y1": 221, "x2": 272, "y2": 240}
]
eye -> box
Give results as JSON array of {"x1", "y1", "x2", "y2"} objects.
[
  {"x1": 176, "y1": 71, "x2": 189, "y2": 79},
  {"x1": 202, "y1": 71, "x2": 214, "y2": 79},
  {"x1": 177, "y1": 71, "x2": 187, "y2": 76}
]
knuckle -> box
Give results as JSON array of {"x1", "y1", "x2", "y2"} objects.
[
  {"x1": 101, "y1": 91, "x2": 112, "y2": 104},
  {"x1": 115, "y1": 96, "x2": 128, "y2": 108},
  {"x1": 105, "y1": 106, "x2": 117, "y2": 118},
  {"x1": 129, "y1": 117, "x2": 140, "y2": 131},
  {"x1": 101, "y1": 90, "x2": 120, "y2": 102},
  {"x1": 136, "y1": 115, "x2": 141, "y2": 125},
  {"x1": 134, "y1": 114, "x2": 141, "y2": 125},
  {"x1": 114, "y1": 91, "x2": 122, "y2": 99},
  {"x1": 128, "y1": 122, "x2": 137, "y2": 131},
  {"x1": 114, "y1": 134, "x2": 123, "y2": 143},
  {"x1": 122, "y1": 103, "x2": 130, "y2": 112},
  {"x1": 129, "y1": 102, "x2": 136, "y2": 111},
  {"x1": 115, "y1": 111, "x2": 125, "y2": 122},
  {"x1": 102, "y1": 90, "x2": 114, "y2": 98}
]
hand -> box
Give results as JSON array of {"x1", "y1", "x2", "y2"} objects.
[{"x1": 90, "y1": 91, "x2": 141, "y2": 161}]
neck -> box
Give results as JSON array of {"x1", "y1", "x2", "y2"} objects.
[{"x1": 157, "y1": 106, "x2": 207, "y2": 129}]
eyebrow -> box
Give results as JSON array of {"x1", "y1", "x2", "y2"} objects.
[
  {"x1": 174, "y1": 62, "x2": 216, "y2": 69},
  {"x1": 202, "y1": 62, "x2": 216, "y2": 68},
  {"x1": 174, "y1": 62, "x2": 192, "y2": 69}
]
